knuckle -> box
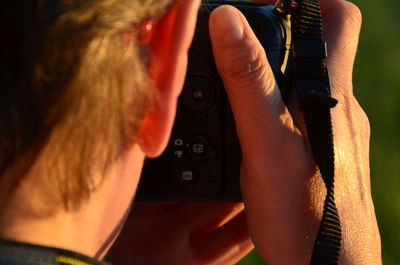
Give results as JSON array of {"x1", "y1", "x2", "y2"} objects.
[
  {"x1": 223, "y1": 41, "x2": 271, "y2": 89},
  {"x1": 359, "y1": 107, "x2": 371, "y2": 138},
  {"x1": 351, "y1": 98, "x2": 371, "y2": 138}
]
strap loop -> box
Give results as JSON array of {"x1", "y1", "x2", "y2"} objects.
[
  {"x1": 300, "y1": 89, "x2": 338, "y2": 110},
  {"x1": 294, "y1": 39, "x2": 327, "y2": 58}
]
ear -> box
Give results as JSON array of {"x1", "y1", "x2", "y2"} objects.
[{"x1": 137, "y1": 0, "x2": 200, "y2": 158}]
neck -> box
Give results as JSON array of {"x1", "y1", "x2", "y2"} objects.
[{"x1": 0, "y1": 145, "x2": 144, "y2": 259}]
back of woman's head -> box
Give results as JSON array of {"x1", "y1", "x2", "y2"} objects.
[{"x1": 0, "y1": 0, "x2": 172, "y2": 210}]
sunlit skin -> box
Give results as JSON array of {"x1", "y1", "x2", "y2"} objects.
[
  {"x1": 0, "y1": 0, "x2": 381, "y2": 264},
  {"x1": 208, "y1": 1, "x2": 381, "y2": 264},
  {"x1": 109, "y1": 0, "x2": 381, "y2": 264}
]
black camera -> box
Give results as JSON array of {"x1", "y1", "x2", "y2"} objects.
[{"x1": 136, "y1": 1, "x2": 293, "y2": 201}]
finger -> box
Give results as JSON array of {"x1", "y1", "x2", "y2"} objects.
[
  {"x1": 321, "y1": 0, "x2": 362, "y2": 98},
  {"x1": 192, "y1": 212, "x2": 254, "y2": 265},
  {"x1": 184, "y1": 202, "x2": 244, "y2": 243},
  {"x1": 182, "y1": 202, "x2": 243, "y2": 225},
  {"x1": 128, "y1": 201, "x2": 186, "y2": 217},
  {"x1": 130, "y1": 202, "x2": 245, "y2": 241},
  {"x1": 155, "y1": 202, "x2": 244, "y2": 232},
  {"x1": 209, "y1": 5, "x2": 307, "y2": 177}
]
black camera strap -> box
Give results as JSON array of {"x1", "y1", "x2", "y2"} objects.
[{"x1": 285, "y1": 0, "x2": 342, "y2": 264}]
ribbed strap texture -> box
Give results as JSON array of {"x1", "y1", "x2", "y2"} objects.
[
  {"x1": 304, "y1": 109, "x2": 341, "y2": 265},
  {"x1": 291, "y1": 0, "x2": 342, "y2": 264}
]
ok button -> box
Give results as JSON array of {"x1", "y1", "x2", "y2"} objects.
[
  {"x1": 192, "y1": 88, "x2": 205, "y2": 101},
  {"x1": 181, "y1": 75, "x2": 217, "y2": 113}
]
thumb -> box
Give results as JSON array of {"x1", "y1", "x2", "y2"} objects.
[
  {"x1": 209, "y1": 5, "x2": 299, "y2": 162},
  {"x1": 209, "y1": 8, "x2": 318, "y2": 261}
]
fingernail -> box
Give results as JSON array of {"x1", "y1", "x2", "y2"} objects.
[{"x1": 214, "y1": 7, "x2": 244, "y2": 46}]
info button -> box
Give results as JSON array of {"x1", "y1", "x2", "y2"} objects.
[{"x1": 180, "y1": 170, "x2": 195, "y2": 182}]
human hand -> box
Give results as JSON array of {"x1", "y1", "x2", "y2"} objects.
[
  {"x1": 105, "y1": 202, "x2": 253, "y2": 265},
  {"x1": 209, "y1": 0, "x2": 381, "y2": 264}
]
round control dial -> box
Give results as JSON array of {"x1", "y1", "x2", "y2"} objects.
[
  {"x1": 186, "y1": 134, "x2": 216, "y2": 162},
  {"x1": 181, "y1": 75, "x2": 217, "y2": 113}
]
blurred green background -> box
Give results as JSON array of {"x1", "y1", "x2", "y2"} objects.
[{"x1": 236, "y1": 0, "x2": 400, "y2": 264}]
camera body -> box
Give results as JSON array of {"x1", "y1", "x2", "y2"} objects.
[{"x1": 136, "y1": 1, "x2": 293, "y2": 201}]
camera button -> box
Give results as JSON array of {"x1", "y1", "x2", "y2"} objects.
[
  {"x1": 180, "y1": 169, "x2": 196, "y2": 182},
  {"x1": 174, "y1": 138, "x2": 184, "y2": 147},
  {"x1": 191, "y1": 141, "x2": 206, "y2": 156},
  {"x1": 192, "y1": 88, "x2": 205, "y2": 101},
  {"x1": 181, "y1": 75, "x2": 217, "y2": 113},
  {"x1": 187, "y1": 135, "x2": 216, "y2": 162},
  {"x1": 174, "y1": 150, "x2": 184, "y2": 159},
  {"x1": 178, "y1": 167, "x2": 198, "y2": 184}
]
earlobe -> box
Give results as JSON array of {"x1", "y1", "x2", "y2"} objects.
[
  {"x1": 136, "y1": 0, "x2": 201, "y2": 158},
  {"x1": 136, "y1": 101, "x2": 174, "y2": 158}
]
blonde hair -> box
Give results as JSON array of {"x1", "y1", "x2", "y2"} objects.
[{"x1": 0, "y1": 0, "x2": 173, "y2": 210}]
